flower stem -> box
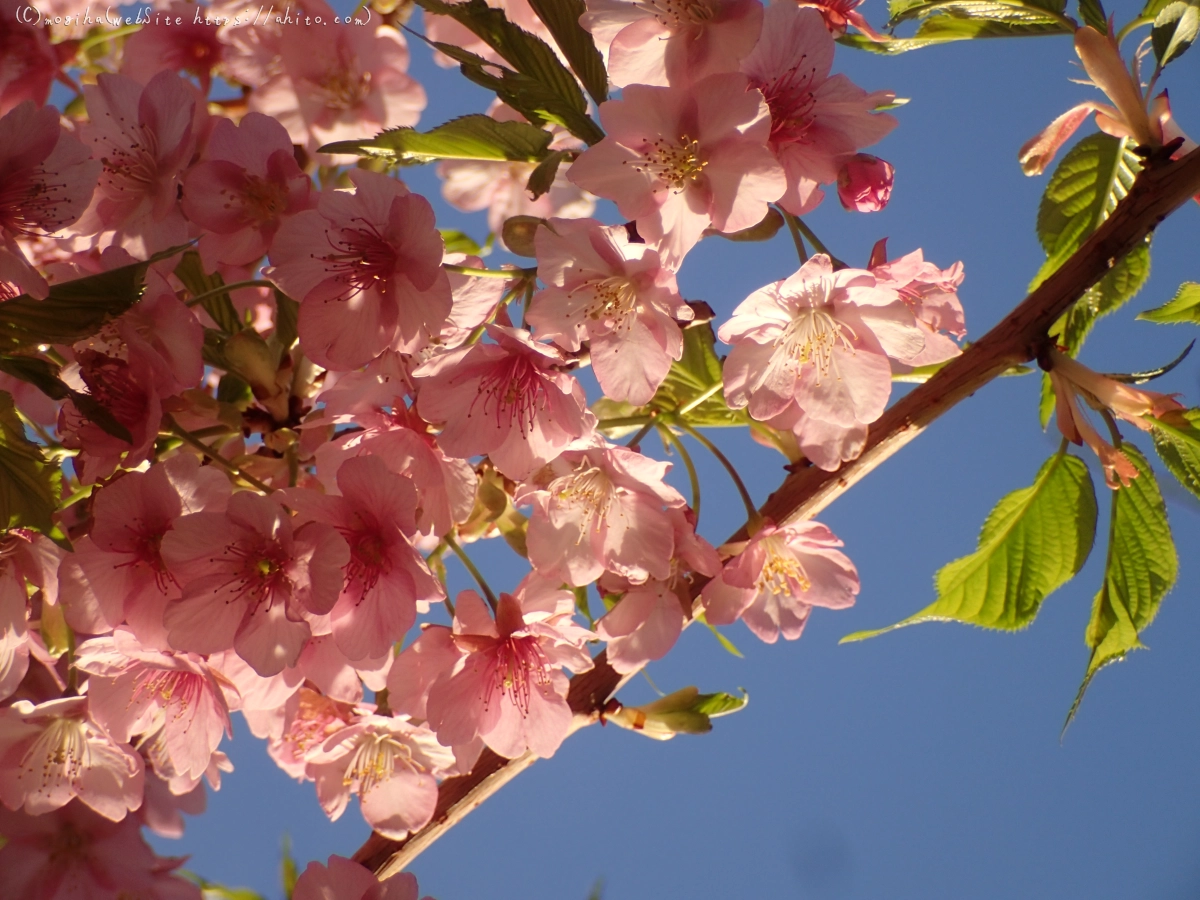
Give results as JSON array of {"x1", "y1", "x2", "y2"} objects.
[
  {"x1": 676, "y1": 381, "x2": 724, "y2": 416},
  {"x1": 656, "y1": 423, "x2": 701, "y2": 518},
  {"x1": 777, "y1": 207, "x2": 809, "y2": 265},
  {"x1": 185, "y1": 280, "x2": 276, "y2": 308},
  {"x1": 624, "y1": 413, "x2": 660, "y2": 449},
  {"x1": 669, "y1": 418, "x2": 761, "y2": 529},
  {"x1": 164, "y1": 415, "x2": 276, "y2": 494},
  {"x1": 444, "y1": 533, "x2": 498, "y2": 612},
  {"x1": 791, "y1": 217, "x2": 847, "y2": 269}
]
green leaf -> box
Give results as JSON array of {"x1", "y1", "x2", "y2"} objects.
[
  {"x1": 704, "y1": 207, "x2": 785, "y2": 243},
  {"x1": 1149, "y1": 408, "x2": 1200, "y2": 500},
  {"x1": 0, "y1": 391, "x2": 61, "y2": 534},
  {"x1": 1066, "y1": 445, "x2": 1176, "y2": 728},
  {"x1": 0, "y1": 354, "x2": 132, "y2": 443},
  {"x1": 843, "y1": 451, "x2": 1097, "y2": 641},
  {"x1": 650, "y1": 318, "x2": 746, "y2": 427},
  {"x1": 280, "y1": 835, "x2": 298, "y2": 900},
  {"x1": 692, "y1": 689, "x2": 750, "y2": 718},
  {"x1": 700, "y1": 615, "x2": 744, "y2": 658},
  {"x1": 842, "y1": 5, "x2": 1070, "y2": 52},
  {"x1": 439, "y1": 229, "x2": 484, "y2": 256},
  {"x1": 1137, "y1": 281, "x2": 1200, "y2": 323},
  {"x1": 1151, "y1": 0, "x2": 1200, "y2": 67},
  {"x1": 888, "y1": 0, "x2": 1067, "y2": 26},
  {"x1": 1078, "y1": 0, "x2": 1107, "y2": 29},
  {"x1": 1141, "y1": 0, "x2": 1179, "y2": 16},
  {"x1": 273, "y1": 289, "x2": 299, "y2": 351},
  {"x1": 524, "y1": 149, "x2": 568, "y2": 200},
  {"x1": 525, "y1": 0, "x2": 608, "y2": 104},
  {"x1": 320, "y1": 114, "x2": 553, "y2": 163},
  {"x1": 175, "y1": 251, "x2": 243, "y2": 334},
  {"x1": 414, "y1": 0, "x2": 604, "y2": 144}
]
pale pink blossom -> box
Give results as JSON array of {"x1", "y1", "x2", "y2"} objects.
[
  {"x1": 761, "y1": 402, "x2": 868, "y2": 472},
  {"x1": 1020, "y1": 25, "x2": 1198, "y2": 176},
  {"x1": 58, "y1": 454, "x2": 230, "y2": 646},
  {"x1": 567, "y1": 72, "x2": 785, "y2": 267},
  {"x1": 0, "y1": 802, "x2": 201, "y2": 900},
  {"x1": 797, "y1": 0, "x2": 888, "y2": 39},
  {"x1": 266, "y1": 169, "x2": 452, "y2": 370},
  {"x1": 385, "y1": 624, "x2": 462, "y2": 721},
  {"x1": 869, "y1": 246, "x2": 966, "y2": 368},
  {"x1": 181, "y1": 112, "x2": 315, "y2": 269},
  {"x1": 438, "y1": 102, "x2": 595, "y2": 244},
  {"x1": 1047, "y1": 348, "x2": 1185, "y2": 488},
  {"x1": 208, "y1": 649, "x2": 303, "y2": 740},
  {"x1": 413, "y1": 324, "x2": 596, "y2": 481},
  {"x1": 75, "y1": 629, "x2": 235, "y2": 790},
  {"x1": 283, "y1": 456, "x2": 443, "y2": 660},
  {"x1": 296, "y1": 633, "x2": 392, "y2": 704},
  {"x1": 527, "y1": 217, "x2": 693, "y2": 405},
  {"x1": 306, "y1": 715, "x2": 453, "y2": 839},
  {"x1": 267, "y1": 686, "x2": 358, "y2": 779},
  {"x1": 837, "y1": 153, "x2": 894, "y2": 212},
  {"x1": 407, "y1": 580, "x2": 594, "y2": 759},
  {"x1": 140, "y1": 766, "x2": 208, "y2": 838},
  {"x1": 519, "y1": 441, "x2": 687, "y2": 586},
  {"x1": 0, "y1": 696, "x2": 144, "y2": 820},
  {"x1": 75, "y1": 71, "x2": 199, "y2": 255},
  {"x1": 0, "y1": 529, "x2": 60, "y2": 702},
  {"x1": 294, "y1": 855, "x2": 423, "y2": 900},
  {"x1": 160, "y1": 490, "x2": 350, "y2": 676},
  {"x1": 0, "y1": 2, "x2": 59, "y2": 117},
  {"x1": 720, "y1": 254, "x2": 921, "y2": 429},
  {"x1": 120, "y1": 2, "x2": 225, "y2": 93},
  {"x1": 741, "y1": 3, "x2": 896, "y2": 216},
  {"x1": 701, "y1": 520, "x2": 858, "y2": 642},
  {"x1": 0, "y1": 102, "x2": 101, "y2": 299},
  {"x1": 581, "y1": 0, "x2": 763, "y2": 88}
]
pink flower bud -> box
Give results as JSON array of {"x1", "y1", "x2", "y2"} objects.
[{"x1": 836, "y1": 154, "x2": 895, "y2": 212}]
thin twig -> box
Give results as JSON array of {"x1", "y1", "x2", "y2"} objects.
[
  {"x1": 164, "y1": 416, "x2": 276, "y2": 494},
  {"x1": 444, "y1": 533, "x2": 499, "y2": 612}
]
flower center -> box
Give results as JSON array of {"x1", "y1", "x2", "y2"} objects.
[
  {"x1": 235, "y1": 174, "x2": 289, "y2": 225},
  {"x1": 754, "y1": 538, "x2": 812, "y2": 595},
  {"x1": 0, "y1": 164, "x2": 76, "y2": 237},
  {"x1": 636, "y1": 0, "x2": 715, "y2": 27},
  {"x1": 310, "y1": 68, "x2": 371, "y2": 112},
  {"x1": 778, "y1": 289, "x2": 856, "y2": 383},
  {"x1": 551, "y1": 462, "x2": 615, "y2": 543},
  {"x1": 470, "y1": 354, "x2": 550, "y2": 436},
  {"x1": 76, "y1": 349, "x2": 149, "y2": 431},
  {"x1": 98, "y1": 127, "x2": 161, "y2": 197},
  {"x1": 484, "y1": 634, "x2": 552, "y2": 716},
  {"x1": 319, "y1": 217, "x2": 398, "y2": 299},
  {"x1": 19, "y1": 717, "x2": 89, "y2": 793},
  {"x1": 626, "y1": 136, "x2": 708, "y2": 192},
  {"x1": 133, "y1": 667, "x2": 203, "y2": 719},
  {"x1": 344, "y1": 525, "x2": 390, "y2": 601},
  {"x1": 570, "y1": 276, "x2": 640, "y2": 332},
  {"x1": 754, "y1": 57, "x2": 820, "y2": 145},
  {"x1": 344, "y1": 731, "x2": 422, "y2": 795}
]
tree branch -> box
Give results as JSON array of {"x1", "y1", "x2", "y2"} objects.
[{"x1": 356, "y1": 145, "x2": 1200, "y2": 880}]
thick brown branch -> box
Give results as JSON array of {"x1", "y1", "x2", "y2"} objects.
[{"x1": 357, "y1": 146, "x2": 1200, "y2": 880}]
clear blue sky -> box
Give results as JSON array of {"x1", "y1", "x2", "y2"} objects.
[{"x1": 149, "y1": 2, "x2": 1200, "y2": 897}]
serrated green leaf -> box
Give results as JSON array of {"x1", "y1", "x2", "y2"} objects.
[
  {"x1": 320, "y1": 114, "x2": 553, "y2": 163},
  {"x1": 0, "y1": 354, "x2": 132, "y2": 443},
  {"x1": 1151, "y1": 1, "x2": 1200, "y2": 67},
  {"x1": 525, "y1": 149, "x2": 568, "y2": 200},
  {"x1": 888, "y1": 0, "x2": 1067, "y2": 25},
  {"x1": 692, "y1": 689, "x2": 749, "y2": 718},
  {"x1": 839, "y1": 11, "x2": 1068, "y2": 52},
  {"x1": 1149, "y1": 408, "x2": 1200, "y2": 500},
  {"x1": 0, "y1": 391, "x2": 61, "y2": 534},
  {"x1": 175, "y1": 251, "x2": 243, "y2": 335},
  {"x1": 440, "y1": 229, "x2": 484, "y2": 256},
  {"x1": 844, "y1": 451, "x2": 1097, "y2": 641},
  {"x1": 1141, "y1": 0, "x2": 1179, "y2": 16},
  {"x1": 525, "y1": 0, "x2": 608, "y2": 104},
  {"x1": 1079, "y1": 0, "x2": 1107, "y2": 29},
  {"x1": 651, "y1": 321, "x2": 746, "y2": 427},
  {"x1": 1137, "y1": 281, "x2": 1200, "y2": 323},
  {"x1": 1066, "y1": 444, "x2": 1176, "y2": 727}
]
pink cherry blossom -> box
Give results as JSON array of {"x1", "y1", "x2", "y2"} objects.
[
  {"x1": 0, "y1": 696, "x2": 144, "y2": 820},
  {"x1": 0, "y1": 101, "x2": 101, "y2": 299},
  {"x1": 75, "y1": 71, "x2": 199, "y2": 255},
  {"x1": 305, "y1": 714, "x2": 453, "y2": 840},
  {"x1": 208, "y1": 649, "x2": 303, "y2": 740},
  {"x1": 0, "y1": 529, "x2": 60, "y2": 702},
  {"x1": 527, "y1": 217, "x2": 693, "y2": 405},
  {"x1": 267, "y1": 685, "x2": 358, "y2": 779},
  {"x1": 869, "y1": 246, "x2": 966, "y2": 368},
  {"x1": 762, "y1": 402, "x2": 869, "y2": 473},
  {"x1": 413, "y1": 324, "x2": 596, "y2": 481},
  {"x1": 181, "y1": 112, "x2": 315, "y2": 270},
  {"x1": 719, "y1": 254, "x2": 924, "y2": 429},
  {"x1": 283, "y1": 456, "x2": 444, "y2": 660},
  {"x1": 0, "y1": 2, "x2": 59, "y2": 117},
  {"x1": 519, "y1": 441, "x2": 687, "y2": 587},
  {"x1": 701, "y1": 520, "x2": 858, "y2": 643},
  {"x1": 296, "y1": 633, "x2": 393, "y2": 704},
  {"x1": 797, "y1": 0, "x2": 888, "y2": 39},
  {"x1": 0, "y1": 802, "x2": 201, "y2": 900},
  {"x1": 58, "y1": 453, "x2": 230, "y2": 646},
  {"x1": 438, "y1": 102, "x2": 595, "y2": 245},
  {"x1": 412, "y1": 580, "x2": 594, "y2": 759},
  {"x1": 140, "y1": 765, "x2": 208, "y2": 839},
  {"x1": 294, "y1": 855, "x2": 423, "y2": 900},
  {"x1": 837, "y1": 153, "x2": 894, "y2": 212},
  {"x1": 160, "y1": 490, "x2": 350, "y2": 677},
  {"x1": 741, "y1": 3, "x2": 896, "y2": 216},
  {"x1": 581, "y1": 0, "x2": 764, "y2": 88},
  {"x1": 266, "y1": 169, "x2": 451, "y2": 370},
  {"x1": 120, "y1": 1, "x2": 225, "y2": 93},
  {"x1": 75, "y1": 629, "x2": 235, "y2": 790},
  {"x1": 567, "y1": 72, "x2": 785, "y2": 267}
]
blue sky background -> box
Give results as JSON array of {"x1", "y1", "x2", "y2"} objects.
[{"x1": 138, "y1": 2, "x2": 1200, "y2": 897}]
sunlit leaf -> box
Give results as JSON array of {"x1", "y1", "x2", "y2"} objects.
[
  {"x1": 175, "y1": 251, "x2": 244, "y2": 335},
  {"x1": 0, "y1": 390, "x2": 61, "y2": 534},
  {"x1": 320, "y1": 114, "x2": 553, "y2": 163},
  {"x1": 1149, "y1": 407, "x2": 1200, "y2": 500},
  {"x1": 1137, "y1": 281, "x2": 1200, "y2": 324},
  {"x1": 1151, "y1": 0, "x2": 1200, "y2": 68},
  {"x1": 525, "y1": 0, "x2": 608, "y2": 104}
]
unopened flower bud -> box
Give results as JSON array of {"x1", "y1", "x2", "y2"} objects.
[
  {"x1": 837, "y1": 154, "x2": 895, "y2": 212},
  {"x1": 601, "y1": 687, "x2": 713, "y2": 740}
]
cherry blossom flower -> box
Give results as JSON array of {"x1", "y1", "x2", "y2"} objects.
[
  {"x1": 870, "y1": 246, "x2": 966, "y2": 368},
  {"x1": 160, "y1": 490, "x2": 350, "y2": 677},
  {"x1": 581, "y1": 0, "x2": 764, "y2": 88},
  {"x1": 75, "y1": 71, "x2": 199, "y2": 255},
  {"x1": 1020, "y1": 25, "x2": 1198, "y2": 176},
  {"x1": 438, "y1": 102, "x2": 595, "y2": 244},
  {"x1": 283, "y1": 456, "x2": 444, "y2": 660},
  {"x1": 58, "y1": 453, "x2": 230, "y2": 646},
  {"x1": 120, "y1": 1, "x2": 225, "y2": 93},
  {"x1": 406, "y1": 580, "x2": 594, "y2": 759},
  {"x1": 0, "y1": 802, "x2": 201, "y2": 900},
  {"x1": 181, "y1": 112, "x2": 315, "y2": 270},
  {"x1": 305, "y1": 715, "x2": 453, "y2": 839},
  {"x1": 519, "y1": 441, "x2": 688, "y2": 587},
  {"x1": 761, "y1": 402, "x2": 869, "y2": 472},
  {"x1": 837, "y1": 153, "x2": 895, "y2": 212},
  {"x1": 526, "y1": 217, "x2": 693, "y2": 405},
  {"x1": 0, "y1": 696, "x2": 144, "y2": 820},
  {"x1": 75, "y1": 629, "x2": 236, "y2": 791},
  {"x1": 208, "y1": 649, "x2": 303, "y2": 740},
  {"x1": 0, "y1": 101, "x2": 101, "y2": 299},
  {"x1": 140, "y1": 765, "x2": 208, "y2": 839},
  {"x1": 267, "y1": 686, "x2": 358, "y2": 779},
  {"x1": 1046, "y1": 348, "x2": 1185, "y2": 488},
  {"x1": 413, "y1": 324, "x2": 596, "y2": 481},
  {"x1": 266, "y1": 169, "x2": 452, "y2": 370},
  {"x1": 567, "y1": 72, "x2": 786, "y2": 266},
  {"x1": 797, "y1": 0, "x2": 887, "y2": 39},
  {"x1": 701, "y1": 520, "x2": 858, "y2": 642},
  {"x1": 0, "y1": 1, "x2": 59, "y2": 117},
  {"x1": 741, "y1": 3, "x2": 896, "y2": 216},
  {"x1": 0, "y1": 529, "x2": 60, "y2": 702},
  {"x1": 294, "y1": 854, "x2": 423, "y2": 900},
  {"x1": 720, "y1": 254, "x2": 922, "y2": 429}
]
